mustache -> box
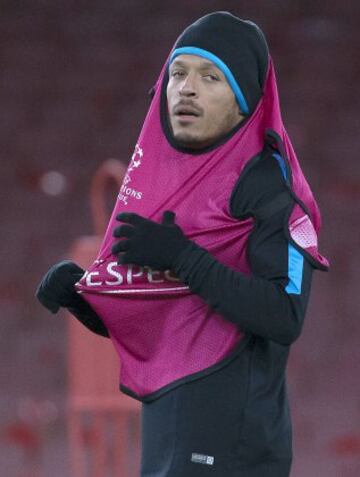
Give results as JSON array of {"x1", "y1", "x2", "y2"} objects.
[{"x1": 172, "y1": 100, "x2": 203, "y2": 117}]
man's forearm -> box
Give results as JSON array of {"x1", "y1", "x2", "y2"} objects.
[{"x1": 174, "y1": 241, "x2": 307, "y2": 345}]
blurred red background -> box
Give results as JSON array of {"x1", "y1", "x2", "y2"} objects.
[{"x1": 0, "y1": 1, "x2": 359, "y2": 476}]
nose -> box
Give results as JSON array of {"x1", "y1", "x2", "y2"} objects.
[{"x1": 179, "y1": 73, "x2": 198, "y2": 97}]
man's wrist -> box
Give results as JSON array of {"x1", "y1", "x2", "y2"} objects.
[{"x1": 172, "y1": 239, "x2": 209, "y2": 278}]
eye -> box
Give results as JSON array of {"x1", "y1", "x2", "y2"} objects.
[
  {"x1": 203, "y1": 74, "x2": 219, "y2": 81},
  {"x1": 170, "y1": 70, "x2": 185, "y2": 78}
]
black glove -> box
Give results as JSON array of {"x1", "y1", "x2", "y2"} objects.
[
  {"x1": 112, "y1": 211, "x2": 192, "y2": 270},
  {"x1": 36, "y1": 260, "x2": 85, "y2": 314},
  {"x1": 36, "y1": 260, "x2": 110, "y2": 338}
]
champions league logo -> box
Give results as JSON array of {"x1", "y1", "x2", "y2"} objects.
[{"x1": 118, "y1": 143, "x2": 144, "y2": 205}]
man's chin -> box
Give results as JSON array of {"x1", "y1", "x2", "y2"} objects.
[{"x1": 172, "y1": 131, "x2": 210, "y2": 150}]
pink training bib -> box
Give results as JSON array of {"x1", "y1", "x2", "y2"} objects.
[{"x1": 76, "y1": 56, "x2": 329, "y2": 401}]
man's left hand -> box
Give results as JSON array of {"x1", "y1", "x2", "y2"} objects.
[{"x1": 112, "y1": 211, "x2": 191, "y2": 270}]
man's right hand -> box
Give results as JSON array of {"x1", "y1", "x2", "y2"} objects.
[{"x1": 36, "y1": 260, "x2": 85, "y2": 314}]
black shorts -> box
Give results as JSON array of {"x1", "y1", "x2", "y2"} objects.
[{"x1": 140, "y1": 341, "x2": 292, "y2": 477}]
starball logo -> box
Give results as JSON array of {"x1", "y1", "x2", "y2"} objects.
[{"x1": 118, "y1": 144, "x2": 144, "y2": 205}]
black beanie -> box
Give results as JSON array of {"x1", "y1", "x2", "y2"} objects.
[{"x1": 170, "y1": 11, "x2": 269, "y2": 115}]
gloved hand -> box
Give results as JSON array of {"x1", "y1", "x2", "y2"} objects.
[
  {"x1": 36, "y1": 260, "x2": 85, "y2": 314},
  {"x1": 112, "y1": 211, "x2": 191, "y2": 270}
]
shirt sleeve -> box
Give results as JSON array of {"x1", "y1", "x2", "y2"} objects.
[
  {"x1": 173, "y1": 152, "x2": 314, "y2": 345},
  {"x1": 66, "y1": 293, "x2": 110, "y2": 338}
]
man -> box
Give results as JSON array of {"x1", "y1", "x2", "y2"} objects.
[{"x1": 36, "y1": 12, "x2": 328, "y2": 477}]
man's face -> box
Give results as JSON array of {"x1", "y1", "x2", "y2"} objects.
[{"x1": 166, "y1": 54, "x2": 244, "y2": 149}]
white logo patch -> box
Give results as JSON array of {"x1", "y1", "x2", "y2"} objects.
[{"x1": 191, "y1": 453, "x2": 215, "y2": 466}]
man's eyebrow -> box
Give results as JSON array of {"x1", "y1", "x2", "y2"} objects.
[{"x1": 170, "y1": 59, "x2": 218, "y2": 70}]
